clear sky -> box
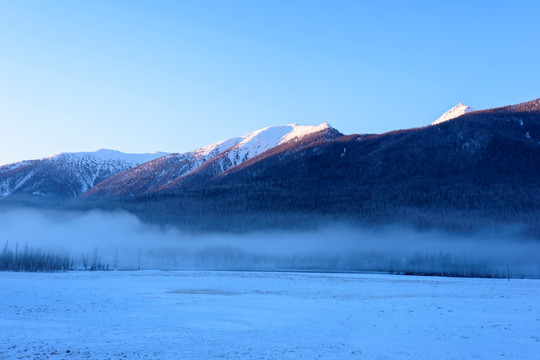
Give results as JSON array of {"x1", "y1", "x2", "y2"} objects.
[{"x1": 1, "y1": 0, "x2": 539, "y2": 165}]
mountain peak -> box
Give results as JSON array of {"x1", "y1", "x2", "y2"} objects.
[
  {"x1": 0, "y1": 149, "x2": 170, "y2": 200},
  {"x1": 432, "y1": 103, "x2": 475, "y2": 125},
  {"x1": 230, "y1": 123, "x2": 332, "y2": 158},
  {"x1": 193, "y1": 123, "x2": 332, "y2": 160}
]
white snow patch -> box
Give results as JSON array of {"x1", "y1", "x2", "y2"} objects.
[
  {"x1": 432, "y1": 103, "x2": 476, "y2": 125},
  {"x1": 0, "y1": 182, "x2": 10, "y2": 198},
  {"x1": 12, "y1": 170, "x2": 35, "y2": 192}
]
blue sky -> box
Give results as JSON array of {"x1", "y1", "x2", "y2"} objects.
[{"x1": 1, "y1": 0, "x2": 539, "y2": 164}]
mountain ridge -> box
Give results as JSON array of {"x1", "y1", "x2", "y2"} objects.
[
  {"x1": 77, "y1": 98, "x2": 540, "y2": 233},
  {"x1": 82, "y1": 123, "x2": 335, "y2": 197},
  {"x1": 3, "y1": 98, "x2": 540, "y2": 234},
  {"x1": 0, "y1": 149, "x2": 168, "y2": 203}
]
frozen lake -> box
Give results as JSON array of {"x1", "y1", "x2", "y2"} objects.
[{"x1": 1, "y1": 270, "x2": 539, "y2": 359}]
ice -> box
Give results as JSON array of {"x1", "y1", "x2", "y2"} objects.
[{"x1": 1, "y1": 270, "x2": 538, "y2": 359}]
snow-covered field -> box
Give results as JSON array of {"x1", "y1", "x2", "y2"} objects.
[{"x1": 1, "y1": 271, "x2": 539, "y2": 360}]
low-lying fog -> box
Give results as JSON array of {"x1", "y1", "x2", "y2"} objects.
[{"x1": 1, "y1": 209, "x2": 539, "y2": 277}]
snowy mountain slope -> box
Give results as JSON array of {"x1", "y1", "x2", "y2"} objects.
[
  {"x1": 432, "y1": 103, "x2": 475, "y2": 125},
  {"x1": 82, "y1": 138, "x2": 245, "y2": 197},
  {"x1": 84, "y1": 123, "x2": 336, "y2": 197},
  {"x1": 223, "y1": 123, "x2": 331, "y2": 167},
  {"x1": 0, "y1": 149, "x2": 167, "y2": 202},
  {"x1": 158, "y1": 123, "x2": 341, "y2": 192}
]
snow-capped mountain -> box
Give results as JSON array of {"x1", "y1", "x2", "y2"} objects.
[
  {"x1": 84, "y1": 123, "x2": 337, "y2": 197},
  {"x1": 432, "y1": 103, "x2": 475, "y2": 125},
  {"x1": 223, "y1": 123, "x2": 331, "y2": 167},
  {"x1": 0, "y1": 149, "x2": 167, "y2": 202}
]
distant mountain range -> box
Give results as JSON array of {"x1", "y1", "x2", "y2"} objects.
[
  {"x1": 0, "y1": 150, "x2": 167, "y2": 205},
  {"x1": 2, "y1": 98, "x2": 540, "y2": 233}
]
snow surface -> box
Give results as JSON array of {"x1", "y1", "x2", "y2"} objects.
[
  {"x1": 432, "y1": 103, "x2": 475, "y2": 125},
  {"x1": 196, "y1": 137, "x2": 244, "y2": 157},
  {"x1": 1, "y1": 270, "x2": 539, "y2": 359},
  {"x1": 225, "y1": 123, "x2": 331, "y2": 167}
]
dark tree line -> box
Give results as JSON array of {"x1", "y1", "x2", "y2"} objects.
[
  {"x1": 389, "y1": 251, "x2": 511, "y2": 278},
  {"x1": 0, "y1": 242, "x2": 72, "y2": 272},
  {"x1": 0, "y1": 242, "x2": 111, "y2": 272},
  {"x1": 137, "y1": 246, "x2": 527, "y2": 278}
]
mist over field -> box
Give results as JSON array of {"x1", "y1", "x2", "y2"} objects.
[{"x1": 0, "y1": 209, "x2": 538, "y2": 277}]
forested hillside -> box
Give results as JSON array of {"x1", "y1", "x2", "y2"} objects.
[{"x1": 76, "y1": 99, "x2": 540, "y2": 233}]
